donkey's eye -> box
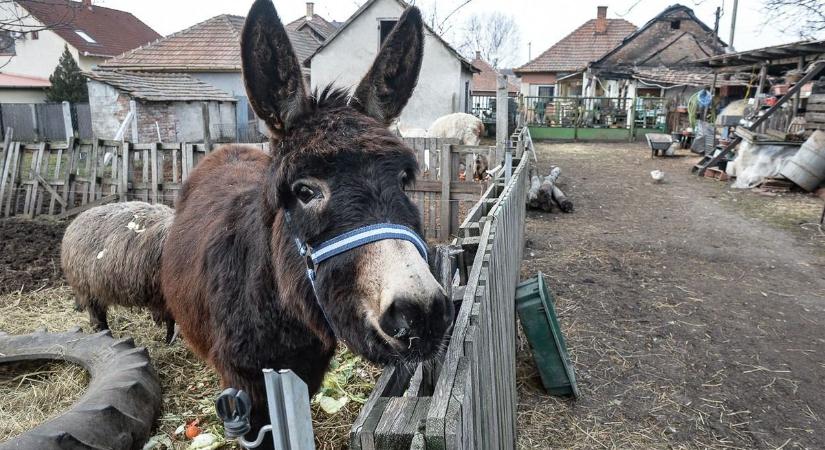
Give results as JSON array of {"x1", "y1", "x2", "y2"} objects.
[{"x1": 294, "y1": 184, "x2": 318, "y2": 204}]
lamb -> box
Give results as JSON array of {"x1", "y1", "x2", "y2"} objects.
[
  {"x1": 427, "y1": 112, "x2": 485, "y2": 146},
  {"x1": 61, "y1": 201, "x2": 176, "y2": 343}
]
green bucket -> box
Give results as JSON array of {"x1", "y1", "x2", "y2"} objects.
[{"x1": 516, "y1": 272, "x2": 580, "y2": 398}]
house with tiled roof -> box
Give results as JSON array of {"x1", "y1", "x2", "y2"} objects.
[
  {"x1": 0, "y1": 0, "x2": 160, "y2": 102},
  {"x1": 514, "y1": 6, "x2": 636, "y2": 98},
  {"x1": 88, "y1": 3, "x2": 337, "y2": 142},
  {"x1": 307, "y1": 0, "x2": 480, "y2": 130},
  {"x1": 588, "y1": 4, "x2": 730, "y2": 95},
  {"x1": 470, "y1": 52, "x2": 519, "y2": 96}
]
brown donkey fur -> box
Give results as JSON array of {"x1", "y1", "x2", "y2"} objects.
[{"x1": 161, "y1": 1, "x2": 453, "y2": 443}]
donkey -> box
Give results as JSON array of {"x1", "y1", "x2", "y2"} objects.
[{"x1": 161, "y1": 0, "x2": 453, "y2": 442}]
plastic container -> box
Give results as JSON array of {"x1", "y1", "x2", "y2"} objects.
[
  {"x1": 515, "y1": 272, "x2": 580, "y2": 398},
  {"x1": 781, "y1": 130, "x2": 825, "y2": 191}
]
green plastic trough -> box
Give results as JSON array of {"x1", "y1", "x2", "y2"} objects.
[{"x1": 516, "y1": 272, "x2": 580, "y2": 398}]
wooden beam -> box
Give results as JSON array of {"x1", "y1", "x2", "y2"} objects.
[
  {"x1": 56, "y1": 194, "x2": 119, "y2": 220},
  {"x1": 697, "y1": 60, "x2": 825, "y2": 175},
  {"x1": 34, "y1": 174, "x2": 67, "y2": 207}
]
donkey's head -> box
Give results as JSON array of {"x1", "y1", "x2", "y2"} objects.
[{"x1": 242, "y1": 0, "x2": 452, "y2": 365}]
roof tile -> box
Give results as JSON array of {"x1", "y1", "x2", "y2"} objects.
[
  {"x1": 87, "y1": 70, "x2": 237, "y2": 102},
  {"x1": 515, "y1": 18, "x2": 637, "y2": 73},
  {"x1": 19, "y1": 0, "x2": 160, "y2": 57}
]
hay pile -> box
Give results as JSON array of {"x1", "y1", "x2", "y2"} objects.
[{"x1": 0, "y1": 286, "x2": 378, "y2": 449}]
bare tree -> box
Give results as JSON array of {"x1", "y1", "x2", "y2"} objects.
[
  {"x1": 762, "y1": 0, "x2": 825, "y2": 38},
  {"x1": 0, "y1": 0, "x2": 80, "y2": 65},
  {"x1": 409, "y1": 0, "x2": 473, "y2": 37},
  {"x1": 458, "y1": 12, "x2": 520, "y2": 69}
]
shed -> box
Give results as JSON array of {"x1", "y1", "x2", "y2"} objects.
[
  {"x1": 86, "y1": 70, "x2": 236, "y2": 143},
  {"x1": 306, "y1": 0, "x2": 479, "y2": 130}
]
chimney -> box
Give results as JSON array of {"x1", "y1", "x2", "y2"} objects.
[
  {"x1": 306, "y1": 2, "x2": 314, "y2": 21},
  {"x1": 475, "y1": 50, "x2": 481, "y2": 60},
  {"x1": 595, "y1": 6, "x2": 608, "y2": 33}
]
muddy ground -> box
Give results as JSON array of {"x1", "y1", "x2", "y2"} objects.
[
  {"x1": 518, "y1": 142, "x2": 825, "y2": 449},
  {"x1": 0, "y1": 219, "x2": 65, "y2": 295}
]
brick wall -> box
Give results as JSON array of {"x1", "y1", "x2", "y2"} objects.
[{"x1": 136, "y1": 102, "x2": 178, "y2": 142}]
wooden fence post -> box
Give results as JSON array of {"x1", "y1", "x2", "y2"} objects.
[
  {"x1": 60, "y1": 138, "x2": 76, "y2": 212},
  {"x1": 2, "y1": 142, "x2": 20, "y2": 217},
  {"x1": 202, "y1": 102, "x2": 212, "y2": 151},
  {"x1": 439, "y1": 144, "x2": 452, "y2": 241},
  {"x1": 150, "y1": 142, "x2": 159, "y2": 204},
  {"x1": 496, "y1": 74, "x2": 508, "y2": 167},
  {"x1": 120, "y1": 141, "x2": 130, "y2": 201}
]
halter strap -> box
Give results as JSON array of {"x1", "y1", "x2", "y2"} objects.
[{"x1": 282, "y1": 211, "x2": 429, "y2": 337}]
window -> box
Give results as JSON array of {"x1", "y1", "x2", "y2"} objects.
[
  {"x1": 74, "y1": 30, "x2": 97, "y2": 43},
  {"x1": 31, "y1": 30, "x2": 39, "y2": 40},
  {"x1": 379, "y1": 20, "x2": 397, "y2": 45},
  {"x1": 670, "y1": 20, "x2": 681, "y2": 30},
  {"x1": 0, "y1": 31, "x2": 15, "y2": 56},
  {"x1": 537, "y1": 86, "x2": 554, "y2": 98}
]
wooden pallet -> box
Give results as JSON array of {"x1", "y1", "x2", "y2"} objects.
[{"x1": 756, "y1": 176, "x2": 795, "y2": 192}]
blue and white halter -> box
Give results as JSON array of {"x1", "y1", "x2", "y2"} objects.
[{"x1": 284, "y1": 211, "x2": 428, "y2": 335}]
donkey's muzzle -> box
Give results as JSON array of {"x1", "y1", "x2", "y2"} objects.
[{"x1": 379, "y1": 289, "x2": 453, "y2": 356}]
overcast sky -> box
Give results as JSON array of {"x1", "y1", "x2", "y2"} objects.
[{"x1": 98, "y1": 0, "x2": 824, "y2": 67}]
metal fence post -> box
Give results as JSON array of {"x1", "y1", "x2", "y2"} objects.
[
  {"x1": 263, "y1": 369, "x2": 315, "y2": 450},
  {"x1": 62, "y1": 101, "x2": 74, "y2": 141}
]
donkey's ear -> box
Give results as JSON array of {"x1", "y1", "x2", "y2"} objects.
[
  {"x1": 241, "y1": 0, "x2": 309, "y2": 137},
  {"x1": 352, "y1": 7, "x2": 424, "y2": 125}
]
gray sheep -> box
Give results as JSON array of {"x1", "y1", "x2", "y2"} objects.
[{"x1": 61, "y1": 201, "x2": 176, "y2": 343}]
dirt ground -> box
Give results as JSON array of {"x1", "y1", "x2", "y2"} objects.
[
  {"x1": 518, "y1": 141, "x2": 825, "y2": 449},
  {"x1": 0, "y1": 221, "x2": 377, "y2": 449},
  {"x1": 0, "y1": 219, "x2": 65, "y2": 295}
]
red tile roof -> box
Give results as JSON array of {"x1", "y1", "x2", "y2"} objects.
[
  {"x1": 515, "y1": 18, "x2": 637, "y2": 74},
  {"x1": 0, "y1": 72, "x2": 50, "y2": 88},
  {"x1": 18, "y1": 0, "x2": 161, "y2": 58},
  {"x1": 101, "y1": 13, "x2": 337, "y2": 74},
  {"x1": 470, "y1": 57, "x2": 518, "y2": 94}
]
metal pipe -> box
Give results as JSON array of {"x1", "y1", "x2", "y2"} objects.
[{"x1": 729, "y1": 0, "x2": 738, "y2": 48}]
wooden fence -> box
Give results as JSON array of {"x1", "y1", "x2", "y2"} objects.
[
  {"x1": 350, "y1": 127, "x2": 531, "y2": 449},
  {"x1": 0, "y1": 137, "x2": 493, "y2": 240}
]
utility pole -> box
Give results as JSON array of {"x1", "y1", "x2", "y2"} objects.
[
  {"x1": 528, "y1": 42, "x2": 531, "y2": 61},
  {"x1": 728, "y1": 0, "x2": 739, "y2": 48},
  {"x1": 713, "y1": 6, "x2": 722, "y2": 36}
]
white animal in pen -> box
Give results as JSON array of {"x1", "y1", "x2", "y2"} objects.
[{"x1": 427, "y1": 113, "x2": 485, "y2": 146}]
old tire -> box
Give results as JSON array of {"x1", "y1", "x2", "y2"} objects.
[{"x1": 0, "y1": 328, "x2": 162, "y2": 450}]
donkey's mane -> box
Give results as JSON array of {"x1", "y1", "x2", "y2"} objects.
[{"x1": 309, "y1": 84, "x2": 353, "y2": 111}]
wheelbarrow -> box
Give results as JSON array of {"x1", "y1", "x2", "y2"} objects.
[{"x1": 645, "y1": 133, "x2": 674, "y2": 158}]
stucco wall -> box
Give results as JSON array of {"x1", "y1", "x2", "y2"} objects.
[
  {"x1": 518, "y1": 73, "x2": 557, "y2": 96},
  {"x1": 0, "y1": 87, "x2": 47, "y2": 103},
  {"x1": 88, "y1": 79, "x2": 129, "y2": 139},
  {"x1": 0, "y1": 3, "x2": 82, "y2": 78},
  {"x1": 190, "y1": 72, "x2": 246, "y2": 97},
  {"x1": 310, "y1": 0, "x2": 466, "y2": 130},
  {"x1": 88, "y1": 79, "x2": 237, "y2": 142}
]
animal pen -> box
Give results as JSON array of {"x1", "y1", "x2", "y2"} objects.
[
  {"x1": 0, "y1": 124, "x2": 531, "y2": 449},
  {"x1": 0, "y1": 135, "x2": 498, "y2": 241},
  {"x1": 350, "y1": 127, "x2": 531, "y2": 449}
]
